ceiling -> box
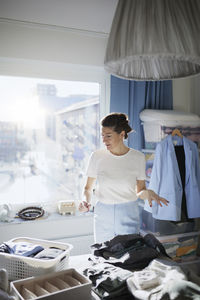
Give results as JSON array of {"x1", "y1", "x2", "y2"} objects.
[{"x1": 0, "y1": 0, "x2": 118, "y2": 34}]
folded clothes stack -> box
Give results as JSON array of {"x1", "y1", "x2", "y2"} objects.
[
  {"x1": 84, "y1": 262, "x2": 133, "y2": 300},
  {"x1": 127, "y1": 259, "x2": 200, "y2": 300},
  {"x1": 0, "y1": 241, "x2": 64, "y2": 259}
]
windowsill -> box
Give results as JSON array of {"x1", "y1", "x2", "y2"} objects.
[
  {"x1": 0, "y1": 211, "x2": 94, "y2": 246},
  {"x1": 0, "y1": 211, "x2": 94, "y2": 226}
]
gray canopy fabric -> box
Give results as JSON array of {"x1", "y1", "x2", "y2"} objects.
[{"x1": 104, "y1": 0, "x2": 200, "y2": 81}]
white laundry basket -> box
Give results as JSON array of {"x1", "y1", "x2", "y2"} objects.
[{"x1": 0, "y1": 237, "x2": 73, "y2": 281}]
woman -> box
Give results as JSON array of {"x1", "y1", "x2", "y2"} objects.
[{"x1": 79, "y1": 113, "x2": 168, "y2": 243}]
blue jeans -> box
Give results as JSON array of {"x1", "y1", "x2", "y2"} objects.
[{"x1": 94, "y1": 201, "x2": 140, "y2": 243}]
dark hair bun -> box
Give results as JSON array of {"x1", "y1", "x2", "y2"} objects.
[{"x1": 101, "y1": 113, "x2": 133, "y2": 139}]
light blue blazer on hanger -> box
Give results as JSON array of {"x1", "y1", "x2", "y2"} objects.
[{"x1": 144, "y1": 135, "x2": 200, "y2": 221}]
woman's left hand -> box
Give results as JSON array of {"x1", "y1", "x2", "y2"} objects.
[{"x1": 147, "y1": 189, "x2": 169, "y2": 207}]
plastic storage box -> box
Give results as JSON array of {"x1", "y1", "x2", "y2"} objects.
[
  {"x1": 0, "y1": 237, "x2": 73, "y2": 281},
  {"x1": 140, "y1": 229, "x2": 200, "y2": 263},
  {"x1": 140, "y1": 209, "x2": 196, "y2": 236},
  {"x1": 140, "y1": 109, "x2": 200, "y2": 149},
  {"x1": 156, "y1": 231, "x2": 200, "y2": 263},
  {"x1": 11, "y1": 268, "x2": 92, "y2": 300}
]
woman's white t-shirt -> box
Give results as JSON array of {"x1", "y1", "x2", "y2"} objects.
[{"x1": 86, "y1": 148, "x2": 146, "y2": 204}]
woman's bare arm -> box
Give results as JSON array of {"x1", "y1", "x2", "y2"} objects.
[
  {"x1": 136, "y1": 180, "x2": 169, "y2": 207},
  {"x1": 79, "y1": 177, "x2": 96, "y2": 212}
]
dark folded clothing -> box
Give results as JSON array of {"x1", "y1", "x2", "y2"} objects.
[
  {"x1": 94, "y1": 284, "x2": 134, "y2": 300},
  {"x1": 91, "y1": 233, "x2": 170, "y2": 271},
  {"x1": 109, "y1": 247, "x2": 159, "y2": 271},
  {"x1": 92, "y1": 234, "x2": 144, "y2": 254},
  {"x1": 0, "y1": 244, "x2": 10, "y2": 254},
  {"x1": 100, "y1": 240, "x2": 146, "y2": 259},
  {"x1": 84, "y1": 262, "x2": 133, "y2": 300},
  {"x1": 144, "y1": 233, "x2": 170, "y2": 258}
]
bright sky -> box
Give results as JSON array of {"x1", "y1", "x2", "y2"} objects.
[{"x1": 0, "y1": 75, "x2": 100, "y2": 125}]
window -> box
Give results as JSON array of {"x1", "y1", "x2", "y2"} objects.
[{"x1": 0, "y1": 76, "x2": 100, "y2": 207}]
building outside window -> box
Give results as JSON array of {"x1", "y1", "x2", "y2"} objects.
[{"x1": 0, "y1": 76, "x2": 100, "y2": 208}]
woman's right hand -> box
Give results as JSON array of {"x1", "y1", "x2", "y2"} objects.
[
  {"x1": 78, "y1": 201, "x2": 91, "y2": 212},
  {"x1": 80, "y1": 177, "x2": 95, "y2": 212}
]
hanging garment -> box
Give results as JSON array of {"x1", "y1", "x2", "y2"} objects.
[
  {"x1": 174, "y1": 145, "x2": 187, "y2": 220},
  {"x1": 144, "y1": 135, "x2": 200, "y2": 221}
]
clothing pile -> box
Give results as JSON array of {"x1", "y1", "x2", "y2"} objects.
[
  {"x1": 0, "y1": 241, "x2": 64, "y2": 260},
  {"x1": 84, "y1": 262, "x2": 133, "y2": 300},
  {"x1": 91, "y1": 233, "x2": 170, "y2": 270},
  {"x1": 127, "y1": 259, "x2": 200, "y2": 300},
  {"x1": 84, "y1": 233, "x2": 170, "y2": 299},
  {"x1": 84, "y1": 233, "x2": 200, "y2": 299}
]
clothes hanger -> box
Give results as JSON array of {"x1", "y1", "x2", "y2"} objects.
[{"x1": 171, "y1": 128, "x2": 183, "y2": 138}]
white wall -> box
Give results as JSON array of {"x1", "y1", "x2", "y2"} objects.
[
  {"x1": 173, "y1": 75, "x2": 200, "y2": 116},
  {"x1": 0, "y1": 0, "x2": 118, "y2": 34},
  {"x1": 191, "y1": 75, "x2": 200, "y2": 115},
  {"x1": 0, "y1": 20, "x2": 107, "y2": 68}
]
